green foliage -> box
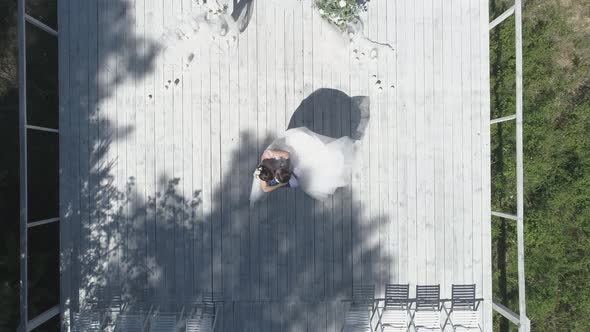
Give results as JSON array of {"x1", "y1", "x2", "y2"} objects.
[
  {"x1": 314, "y1": 0, "x2": 368, "y2": 30},
  {"x1": 490, "y1": 0, "x2": 590, "y2": 330}
]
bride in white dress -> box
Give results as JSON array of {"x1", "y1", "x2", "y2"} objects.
[{"x1": 249, "y1": 127, "x2": 357, "y2": 205}]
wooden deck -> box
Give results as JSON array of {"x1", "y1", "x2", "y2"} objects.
[{"x1": 58, "y1": 0, "x2": 493, "y2": 330}]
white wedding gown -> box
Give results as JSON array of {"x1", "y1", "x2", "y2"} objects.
[{"x1": 249, "y1": 127, "x2": 357, "y2": 205}]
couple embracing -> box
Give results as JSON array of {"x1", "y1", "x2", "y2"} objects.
[{"x1": 249, "y1": 127, "x2": 358, "y2": 205}]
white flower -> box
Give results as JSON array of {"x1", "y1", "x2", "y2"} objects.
[
  {"x1": 319, "y1": 9, "x2": 325, "y2": 15},
  {"x1": 339, "y1": 0, "x2": 347, "y2": 8}
]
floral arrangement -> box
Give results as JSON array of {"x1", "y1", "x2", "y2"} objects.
[
  {"x1": 315, "y1": 0, "x2": 368, "y2": 30},
  {"x1": 196, "y1": 0, "x2": 229, "y2": 16}
]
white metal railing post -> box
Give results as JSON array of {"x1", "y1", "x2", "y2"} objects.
[
  {"x1": 514, "y1": 0, "x2": 527, "y2": 331},
  {"x1": 17, "y1": 0, "x2": 28, "y2": 330},
  {"x1": 489, "y1": 0, "x2": 529, "y2": 330},
  {"x1": 17, "y1": 1, "x2": 62, "y2": 330}
]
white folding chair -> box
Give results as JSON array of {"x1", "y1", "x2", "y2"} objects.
[
  {"x1": 149, "y1": 313, "x2": 177, "y2": 332},
  {"x1": 72, "y1": 311, "x2": 102, "y2": 332},
  {"x1": 445, "y1": 284, "x2": 482, "y2": 331},
  {"x1": 412, "y1": 285, "x2": 443, "y2": 332},
  {"x1": 343, "y1": 307, "x2": 372, "y2": 332},
  {"x1": 378, "y1": 284, "x2": 410, "y2": 332},
  {"x1": 113, "y1": 314, "x2": 144, "y2": 332},
  {"x1": 185, "y1": 316, "x2": 214, "y2": 332}
]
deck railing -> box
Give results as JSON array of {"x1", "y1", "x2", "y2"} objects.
[
  {"x1": 488, "y1": 0, "x2": 531, "y2": 331},
  {"x1": 17, "y1": 0, "x2": 61, "y2": 331}
]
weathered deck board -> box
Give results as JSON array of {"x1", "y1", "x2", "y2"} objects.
[
  {"x1": 60, "y1": 0, "x2": 493, "y2": 329},
  {"x1": 433, "y1": 0, "x2": 446, "y2": 298},
  {"x1": 385, "y1": 0, "x2": 398, "y2": 286},
  {"x1": 396, "y1": 0, "x2": 409, "y2": 287}
]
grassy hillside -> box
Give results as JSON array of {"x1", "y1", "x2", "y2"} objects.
[{"x1": 490, "y1": 0, "x2": 590, "y2": 330}]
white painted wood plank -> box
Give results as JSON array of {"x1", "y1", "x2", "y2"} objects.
[
  {"x1": 376, "y1": 0, "x2": 389, "y2": 293},
  {"x1": 254, "y1": 0, "x2": 267, "y2": 301},
  {"x1": 144, "y1": 0, "x2": 157, "y2": 294},
  {"x1": 405, "y1": 0, "x2": 418, "y2": 288},
  {"x1": 273, "y1": 3, "x2": 287, "y2": 300},
  {"x1": 227, "y1": 8, "x2": 241, "y2": 304},
  {"x1": 451, "y1": 0, "x2": 465, "y2": 285},
  {"x1": 357, "y1": 7, "x2": 371, "y2": 288},
  {"x1": 210, "y1": 38, "x2": 223, "y2": 298},
  {"x1": 162, "y1": 63, "x2": 175, "y2": 295},
  {"x1": 246, "y1": 2, "x2": 258, "y2": 301},
  {"x1": 201, "y1": 40, "x2": 213, "y2": 296},
  {"x1": 432, "y1": 0, "x2": 446, "y2": 294},
  {"x1": 125, "y1": 0, "x2": 140, "y2": 297},
  {"x1": 270, "y1": 6, "x2": 293, "y2": 299},
  {"x1": 331, "y1": 72, "x2": 343, "y2": 301},
  {"x1": 395, "y1": 0, "x2": 408, "y2": 288},
  {"x1": 385, "y1": 0, "x2": 399, "y2": 285},
  {"x1": 292, "y1": 1, "x2": 306, "y2": 300},
  {"x1": 311, "y1": 8, "x2": 324, "y2": 301},
  {"x1": 423, "y1": 0, "x2": 437, "y2": 286},
  {"x1": 414, "y1": 0, "x2": 429, "y2": 286},
  {"x1": 116, "y1": 0, "x2": 130, "y2": 295},
  {"x1": 132, "y1": 0, "x2": 148, "y2": 294},
  {"x1": 168, "y1": 0, "x2": 185, "y2": 297},
  {"x1": 153, "y1": 0, "x2": 166, "y2": 297},
  {"x1": 155, "y1": 0, "x2": 168, "y2": 299},
  {"x1": 339, "y1": 34, "x2": 353, "y2": 299},
  {"x1": 461, "y1": 0, "x2": 474, "y2": 286},
  {"x1": 219, "y1": 31, "x2": 232, "y2": 300},
  {"x1": 301, "y1": 3, "x2": 314, "y2": 300},
  {"x1": 58, "y1": 0, "x2": 72, "y2": 326},
  {"x1": 182, "y1": 46, "x2": 194, "y2": 299},
  {"x1": 480, "y1": 0, "x2": 494, "y2": 327},
  {"x1": 366, "y1": 0, "x2": 381, "y2": 290},
  {"x1": 323, "y1": 24, "x2": 333, "y2": 301},
  {"x1": 264, "y1": 2, "x2": 277, "y2": 301},
  {"x1": 469, "y1": 0, "x2": 484, "y2": 326},
  {"x1": 442, "y1": 0, "x2": 455, "y2": 297},
  {"x1": 326, "y1": 74, "x2": 338, "y2": 302},
  {"x1": 348, "y1": 8, "x2": 361, "y2": 287},
  {"x1": 236, "y1": 10, "x2": 250, "y2": 302},
  {"x1": 86, "y1": 0, "x2": 100, "y2": 299},
  {"x1": 191, "y1": 1, "x2": 204, "y2": 295},
  {"x1": 96, "y1": 0, "x2": 109, "y2": 298},
  {"x1": 282, "y1": 4, "x2": 297, "y2": 300},
  {"x1": 100, "y1": 0, "x2": 115, "y2": 296},
  {"x1": 77, "y1": 0, "x2": 91, "y2": 305},
  {"x1": 396, "y1": 2, "x2": 415, "y2": 283},
  {"x1": 68, "y1": 0, "x2": 83, "y2": 308},
  {"x1": 191, "y1": 43, "x2": 204, "y2": 296}
]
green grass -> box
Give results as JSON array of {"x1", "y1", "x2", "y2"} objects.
[{"x1": 490, "y1": 0, "x2": 590, "y2": 330}]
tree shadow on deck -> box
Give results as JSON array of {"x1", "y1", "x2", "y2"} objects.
[
  {"x1": 59, "y1": 0, "x2": 160, "y2": 325},
  {"x1": 76, "y1": 128, "x2": 394, "y2": 331}
]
